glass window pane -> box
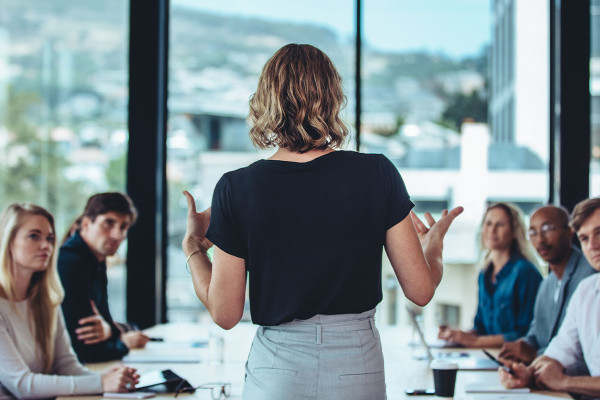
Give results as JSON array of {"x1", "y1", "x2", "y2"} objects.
[
  {"x1": 364, "y1": 0, "x2": 548, "y2": 329},
  {"x1": 167, "y1": 1, "x2": 354, "y2": 322},
  {"x1": 591, "y1": 0, "x2": 600, "y2": 196},
  {"x1": 0, "y1": 1, "x2": 129, "y2": 320}
]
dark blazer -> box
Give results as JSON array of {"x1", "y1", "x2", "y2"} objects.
[
  {"x1": 523, "y1": 247, "x2": 596, "y2": 355},
  {"x1": 58, "y1": 231, "x2": 129, "y2": 362}
]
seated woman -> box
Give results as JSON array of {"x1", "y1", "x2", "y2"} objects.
[
  {"x1": 438, "y1": 202, "x2": 542, "y2": 348},
  {"x1": 0, "y1": 203, "x2": 138, "y2": 398}
]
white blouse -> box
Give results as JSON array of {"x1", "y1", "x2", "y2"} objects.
[{"x1": 0, "y1": 298, "x2": 102, "y2": 399}]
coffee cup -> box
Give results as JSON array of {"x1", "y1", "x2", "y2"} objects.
[{"x1": 430, "y1": 359, "x2": 458, "y2": 398}]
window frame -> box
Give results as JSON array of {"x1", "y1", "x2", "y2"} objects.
[{"x1": 126, "y1": 0, "x2": 593, "y2": 325}]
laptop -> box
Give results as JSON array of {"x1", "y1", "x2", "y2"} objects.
[{"x1": 406, "y1": 307, "x2": 499, "y2": 371}]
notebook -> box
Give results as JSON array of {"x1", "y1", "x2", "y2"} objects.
[{"x1": 406, "y1": 307, "x2": 499, "y2": 371}]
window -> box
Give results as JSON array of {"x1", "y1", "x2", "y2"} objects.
[
  {"x1": 0, "y1": 1, "x2": 129, "y2": 320},
  {"x1": 166, "y1": 0, "x2": 354, "y2": 322},
  {"x1": 6, "y1": 1, "x2": 587, "y2": 328},
  {"x1": 591, "y1": 0, "x2": 600, "y2": 196},
  {"x1": 364, "y1": 0, "x2": 548, "y2": 329}
]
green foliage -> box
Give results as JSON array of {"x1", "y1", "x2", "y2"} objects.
[
  {"x1": 370, "y1": 114, "x2": 405, "y2": 137},
  {"x1": 438, "y1": 91, "x2": 488, "y2": 133},
  {"x1": 106, "y1": 153, "x2": 127, "y2": 191},
  {"x1": 0, "y1": 86, "x2": 89, "y2": 234}
]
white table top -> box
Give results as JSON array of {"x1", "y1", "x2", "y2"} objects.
[{"x1": 60, "y1": 322, "x2": 571, "y2": 399}]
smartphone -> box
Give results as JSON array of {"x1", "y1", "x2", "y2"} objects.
[
  {"x1": 482, "y1": 349, "x2": 517, "y2": 376},
  {"x1": 405, "y1": 388, "x2": 436, "y2": 395}
]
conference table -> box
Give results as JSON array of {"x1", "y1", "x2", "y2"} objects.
[{"x1": 59, "y1": 322, "x2": 572, "y2": 399}]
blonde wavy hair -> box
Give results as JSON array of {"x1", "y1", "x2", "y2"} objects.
[
  {"x1": 479, "y1": 202, "x2": 539, "y2": 268},
  {"x1": 0, "y1": 203, "x2": 64, "y2": 373},
  {"x1": 248, "y1": 43, "x2": 349, "y2": 153}
]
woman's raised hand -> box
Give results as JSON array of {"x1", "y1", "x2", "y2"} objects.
[
  {"x1": 409, "y1": 206, "x2": 463, "y2": 283},
  {"x1": 410, "y1": 207, "x2": 464, "y2": 250},
  {"x1": 182, "y1": 191, "x2": 213, "y2": 255}
]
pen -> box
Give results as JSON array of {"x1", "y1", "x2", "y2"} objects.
[
  {"x1": 482, "y1": 349, "x2": 517, "y2": 376},
  {"x1": 149, "y1": 337, "x2": 164, "y2": 342}
]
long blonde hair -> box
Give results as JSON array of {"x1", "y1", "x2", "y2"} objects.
[
  {"x1": 479, "y1": 202, "x2": 539, "y2": 268},
  {"x1": 0, "y1": 203, "x2": 64, "y2": 373}
]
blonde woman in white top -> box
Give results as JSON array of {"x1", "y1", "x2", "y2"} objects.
[{"x1": 0, "y1": 203, "x2": 138, "y2": 399}]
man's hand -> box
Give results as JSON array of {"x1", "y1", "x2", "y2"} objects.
[
  {"x1": 532, "y1": 357, "x2": 567, "y2": 391},
  {"x1": 76, "y1": 300, "x2": 112, "y2": 344},
  {"x1": 121, "y1": 331, "x2": 150, "y2": 349},
  {"x1": 499, "y1": 361, "x2": 532, "y2": 389},
  {"x1": 499, "y1": 340, "x2": 537, "y2": 365}
]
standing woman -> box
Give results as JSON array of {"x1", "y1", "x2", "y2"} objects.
[
  {"x1": 183, "y1": 44, "x2": 462, "y2": 400},
  {"x1": 439, "y1": 202, "x2": 542, "y2": 348},
  {"x1": 0, "y1": 203, "x2": 138, "y2": 398}
]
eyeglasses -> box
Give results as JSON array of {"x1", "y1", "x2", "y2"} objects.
[
  {"x1": 528, "y1": 223, "x2": 562, "y2": 239},
  {"x1": 174, "y1": 381, "x2": 231, "y2": 399}
]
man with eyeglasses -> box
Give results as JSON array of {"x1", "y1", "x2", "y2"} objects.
[
  {"x1": 500, "y1": 198, "x2": 600, "y2": 398},
  {"x1": 498, "y1": 205, "x2": 595, "y2": 369}
]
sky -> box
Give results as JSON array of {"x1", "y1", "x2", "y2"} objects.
[{"x1": 175, "y1": 0, "x2": 490, "y2": 58}]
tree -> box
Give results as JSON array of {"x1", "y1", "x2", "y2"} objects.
[
  {"x1": 0, "y1": 86, "x2": 89, "y2": 234},
  {"x1": 437, "y1": 90, "x2": 487, "y2": 132}
]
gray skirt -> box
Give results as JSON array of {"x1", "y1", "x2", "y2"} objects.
[{"x1": 242, "y1": 309, "x2": 386, "y2": 400}]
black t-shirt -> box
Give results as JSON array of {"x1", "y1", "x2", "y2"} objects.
[{"x1": 206, "y1": 150, "x2": 413, "y2": 326}]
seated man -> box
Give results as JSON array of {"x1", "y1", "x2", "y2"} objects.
[
  {"x1": 500, "y1": 198, "x2": 600, "y2": 398},
  {"x1": 498, "y1": 206, "x2": 595, "y2": 367},
  {"x1": 59, "y1": 192, "x2": 149, "y2": 363}
]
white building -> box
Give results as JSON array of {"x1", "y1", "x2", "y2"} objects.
[{"x1": 489, "y1": 0, "x2": 549, "y2": 163}]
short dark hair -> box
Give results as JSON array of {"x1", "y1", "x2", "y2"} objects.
[
  {"x1": 63, "y1": 192, "x2": 137, "y2": 243},
  {"x1": 571, "y1": 198, "x2": 600, "y2": 232},
  {"x1": 82, "y1": 192, "x2": 138, "y2": 224},
  {"x1": 248, "y1": 43, "x2": 349, "y2": 153}
]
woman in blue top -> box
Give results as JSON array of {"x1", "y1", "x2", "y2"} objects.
[
  {"x1": 439, "y1": 202, "x2": 542, "y2": 348},
  {"x1": 182, "y1": 44, "x2": 463, "y2": 400}
]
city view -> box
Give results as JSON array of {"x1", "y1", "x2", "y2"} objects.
[{"x1": 0, "y1": 0, "x2": 598, "y2": 332}]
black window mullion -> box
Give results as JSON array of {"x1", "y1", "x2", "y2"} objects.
[
  {"x1": 550, "y1": 0, "x2": 591, "y2": 211},
  {"x1": 355, "y1": 0, "x2": 362, "y2": 151},
  {"x1": 126, "y1": 0, "x2": 169, "y2": 328}
]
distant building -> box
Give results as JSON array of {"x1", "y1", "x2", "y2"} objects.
[
  {"x1": 489, "y1": 0, "x2": 549, "y2": 162},
  {"x1": 592, "y1": 0, "x2": 600, "y2": 163}
]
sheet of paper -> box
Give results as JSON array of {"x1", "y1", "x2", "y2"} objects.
[
  {"x1": 465, "y1": 382, "x2": 530, "y2": 393},
  {"x1": 471, "y1": 393, "x2": 569, "y2": 400},
  {"x1": 122, "y1": 352, "x2": 201, "y2": 363}
]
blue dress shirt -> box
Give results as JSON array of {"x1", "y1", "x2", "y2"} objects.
[{"x1": 473, "y1": 255, "x2": 543, "y2": 341}]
